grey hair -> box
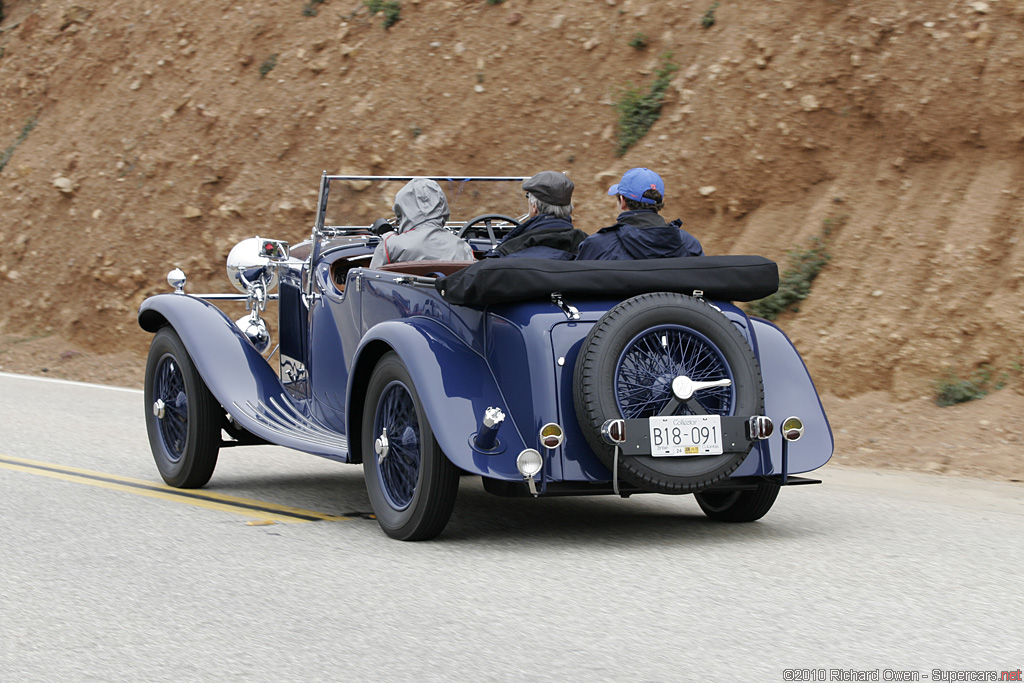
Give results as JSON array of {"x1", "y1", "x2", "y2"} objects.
[{"x1": 527, "y1": 193, "x2": 573, "y2": 220}]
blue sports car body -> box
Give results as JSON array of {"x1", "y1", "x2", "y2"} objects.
[{"x1": 139, "y1": 174, "x2": 832, "y2": 540}]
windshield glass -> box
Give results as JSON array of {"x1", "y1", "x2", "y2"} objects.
[{"x1": 321, "y1": 176, "x2": 529, "y2": 230}]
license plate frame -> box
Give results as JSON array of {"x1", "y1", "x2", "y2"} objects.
[{"x1": 648, "y1": 415, "x2": 724, "y2": 457}]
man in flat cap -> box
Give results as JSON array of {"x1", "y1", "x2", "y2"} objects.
[
  {"x1": 487, "y1": 171, "x2": 586, "y2": 260},
  {"x1": 576, "y1": 167, "x2": 703, "y2": 260}
]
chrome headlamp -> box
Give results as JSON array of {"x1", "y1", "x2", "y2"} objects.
[{"x1": 516, "y1": 448, "x2": 544, "y2": 497}]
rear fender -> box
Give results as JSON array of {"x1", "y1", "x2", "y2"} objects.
[
  {"x1": 349, "y1": 318, "x2": 527, "y2": 479},
  {"x1": 138, "y1": 294, "x2": 349, "y2": 459},
  {"x1": 732, "y1": 317, "x2": 833, "y2": 476}
]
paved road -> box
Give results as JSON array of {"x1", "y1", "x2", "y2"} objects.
[{"x1": 1, "y1": 372, "x2": 1021, "y2": 682}]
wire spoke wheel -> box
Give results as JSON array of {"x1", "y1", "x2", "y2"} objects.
[
  {"x1": 615, "y1": 325, "x2": 735, "y2": 419},
  {"x1": 362, "y1": 352, "x2": 459, "y2": 541},
  {"x1": 154, "y1": 356, "x2": 189, "y2": 461},
  {"x1": 374, "y1": 382, "x2": 423, "y2": 511},
  {"x1": 144, "y1": 327, "x2": 221, "y2": 488}
]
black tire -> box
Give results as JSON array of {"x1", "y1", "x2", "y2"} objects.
[
  {"x1": 361, "y1": 352, "x2": 459, "y2": 541},
  {"x1": 144, "y1": 327, "x2": 221, "y2": 488},
  {"x1": 695, "y1": 483, "x2": 780, "y2": 522},
  {"x1": 574, "y1": 292, "x2": 764, "y2": 494}
]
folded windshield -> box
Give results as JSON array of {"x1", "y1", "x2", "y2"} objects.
[{"x1": 319, "y1": 176, "x2": 529, "y2": 230}]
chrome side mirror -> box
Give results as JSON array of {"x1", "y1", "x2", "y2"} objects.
[
  {"x1": 259, "y1": 238, "x2": 290, "y2": 261},
  {"x1": 226, "y1": 237, "x2": 282, "y2": 294}
]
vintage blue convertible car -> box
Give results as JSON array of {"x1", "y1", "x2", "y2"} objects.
[{"x1": 138, "y1": 174, "x2": 832, "y2": 540}]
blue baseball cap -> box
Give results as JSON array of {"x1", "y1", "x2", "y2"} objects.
[{"x1": 607, "y1": 167, "x2": 665, "y2": 204}]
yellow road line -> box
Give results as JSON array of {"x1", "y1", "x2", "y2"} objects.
[{"x1": 0, "y1": 453, "x2": 349, "y2": 524}]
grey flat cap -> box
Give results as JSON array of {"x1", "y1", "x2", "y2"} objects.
[{"x1": 523, "y1": 171, "x2": 574, "y2": 206}]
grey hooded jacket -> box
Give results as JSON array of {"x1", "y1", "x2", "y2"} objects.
[{"x1": 369, "y1": 178, "x2": 475, "y2": 268}]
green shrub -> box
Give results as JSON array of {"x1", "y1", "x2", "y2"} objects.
[
  {"x1": 935, "y1": 368, "x2": 991, "y2": 407},
  {"x1": 258, "y1": 54, "x2": 278, "y2": 78},
  {"x1": 0, "y1": 116, "x2": 38, "y2": 174},
  {"x1": 302, "y1": 0, "x2": 326, "y2": 16},
  {"x1": 486, "y1": 0, "x2": 505, "y2": 4},
  {"x1": 702, "y1": 2, "x2": 719, "y2": 29},
  {"x1": 628, "y1": 32, "x2": 648, "y2": 50},
  {"x1": 365, "y1": 0, "x2": 401, "y2": 28},
  {"x1": 614, "y1": 54, "x2": 679, "y2": 156},
  {"x1": 748, "y1": 216, "x2": 843, "y2": 320},
  {"x1": 934, "y1": 361, "x2": 1022, "y2": 406}
]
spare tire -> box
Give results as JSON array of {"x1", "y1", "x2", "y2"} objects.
[{"x1": 574, "y1": 292, "x2": 764, "y2": 493}]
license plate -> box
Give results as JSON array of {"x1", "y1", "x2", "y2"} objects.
[{"x1": 648, "y1": 415, "x2": 723, "y2": 457}]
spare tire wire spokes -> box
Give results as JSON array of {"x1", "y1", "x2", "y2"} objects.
[{"x1": 615, "y1": 325, "x2": 734, "y2": 419}]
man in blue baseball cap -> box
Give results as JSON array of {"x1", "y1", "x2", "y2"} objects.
[{"x1": 575, "y1": 167, "x2": 703, "y2": 260}]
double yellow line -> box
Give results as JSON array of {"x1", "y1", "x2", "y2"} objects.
[{"x1": 0, "y1": 453, "x2": 350, "y2": 524}]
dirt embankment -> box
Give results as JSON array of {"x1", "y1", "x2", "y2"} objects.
[{"x1": 2, "y1": 0, "x2": 1023, "y2": 480}]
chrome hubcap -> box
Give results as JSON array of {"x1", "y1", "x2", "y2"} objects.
[
  {"x1": 671, "y1": 375, "x2": 733, "y2": 401},
  {"x1": 374, "y1": 427, "x2": 390, "y2": 464}
]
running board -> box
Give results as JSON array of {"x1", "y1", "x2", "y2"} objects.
[{"x1": 229, "y1": 395, "x2": 350, "y2": 459}]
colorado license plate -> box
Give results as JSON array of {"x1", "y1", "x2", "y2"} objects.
[{"x1": 648, "y1": 415, "x2": 723, "y2": 457}]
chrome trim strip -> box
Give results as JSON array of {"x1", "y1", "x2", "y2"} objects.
[{"x1": 191, "y1": 293, "x2": 280, "y2": 301}]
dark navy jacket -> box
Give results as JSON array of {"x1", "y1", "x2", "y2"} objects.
[
  {"x1": 575, "y1": 209, "x2": 703, "y2": 260},
  {"x1": 487, "y1": 214, "x2": 586, "y2": 261}
]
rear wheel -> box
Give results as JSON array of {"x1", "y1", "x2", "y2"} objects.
[
  {"x1": 362, "y1": 352, "x2": 459, "y2": 541},
  {"x1": 144, "y1": 327, "x2": 221, "y2": 488},
  {"x1": 695, "y1": 483, "x2": 780, "y2": 522}
]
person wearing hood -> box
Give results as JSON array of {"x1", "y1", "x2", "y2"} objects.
[
  {"x1": 487, "y1": 171, "x2": 586, "y2": 261},
  {"x1": 575, "y1": 168, "x2": 703, "y2": 261},
  {"x1": 369, "y1": 178, "x2": 475, "y2": 269}
]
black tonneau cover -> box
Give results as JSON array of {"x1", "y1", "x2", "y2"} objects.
[{"x1": 435, "y1": 255, "x2": 779, "y2": 305}]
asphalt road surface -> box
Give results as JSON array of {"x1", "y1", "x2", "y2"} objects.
[{"x1": 1, "y1": 372, "x2": 1021, "y2": 683}]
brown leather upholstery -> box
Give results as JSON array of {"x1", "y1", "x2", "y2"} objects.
[
  {"x1": 375, "y1": 260, "x2": 474, "y2": 277},
  {"x1": 331, "y1": 254, "x2": 372, "y2": 287}
]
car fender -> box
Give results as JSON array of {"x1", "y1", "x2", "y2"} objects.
[
  {"x1": 732, "y1": 317, "x2": 834, "y2": 476},
  {"x1": 349, "y1": 318, "x2": 527, "y2": 480},
  {"x1": 138, "y1": 294, "x2": 349, "y2": 459}
]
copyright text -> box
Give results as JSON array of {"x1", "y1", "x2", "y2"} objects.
[{"x1": 782, "y1": 669, "x2": 1022, "y2": 682}]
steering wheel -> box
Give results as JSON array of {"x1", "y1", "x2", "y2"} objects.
[{"x1": 456, "y1": 214, "x2": 522, "y2": 249}]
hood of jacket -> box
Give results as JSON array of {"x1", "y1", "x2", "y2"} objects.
[{"x1": 393, "y1": 178, "x2": 450, "y2": 233}]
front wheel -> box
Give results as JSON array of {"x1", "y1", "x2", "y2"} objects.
[
  {"x1": 361, "y1": 352, "x2": 459, "y2": 541},
  {"x1": 144, "y1": 327, "x2": 222, "y2": 488},
  {"x1": 694, "y1": 483, "x2": 780, "y2": 522}
]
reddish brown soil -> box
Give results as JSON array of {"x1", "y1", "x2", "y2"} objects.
[{"x1": 2, "y1": 0, "x2": 1023, "y2": 481}]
